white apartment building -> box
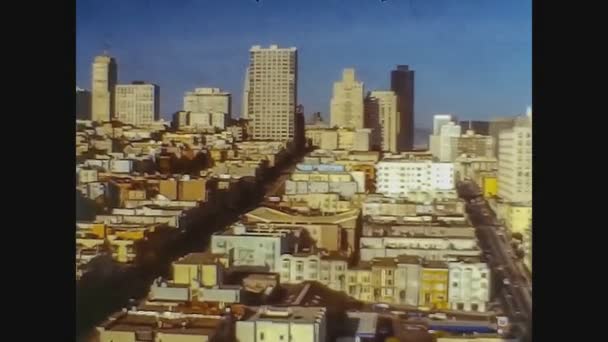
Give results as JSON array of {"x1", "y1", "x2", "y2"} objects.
[
  {"x1": 247, "y1": 45, "x2": 298, "y2": 141},
  {"x1": 360, "y1": 236, "x2": 479, "y2": 262},
  {"x1": 330, "y1": 68, "x2": 365, "y2": 129},
  {"x1": 375, "y1": 159, "x2": 455, "y2": 198},
  {"x1": 448, "y1": 261, "x2": 491, "y2": 312},
  {"x1": 429, "y1": 121, "x2": 462, "y2": 162},
  {"x1": 498, "y1": 116, "x2": 532, "y2": 202},
  {"x1": 236, "y1": 306, "x2": 327, "y2": 342},
  {"x1": 367, "y1": 90, "x2": 399, "y2": 153},
  {"x1": 280, "y1": 253, "x2": 321, "y2": 284},
  {"x1": 210, "y1": 223, "x2": 293, "y2": 272},
  {"x1": 115, "y1": 82, "x2": 160, "y2": 126},
  {"x1": 91, "y1": 54, "x2": 117, "y2": 122},
  {"x1": 183, "y1": 87, "x2": 231, "y2": 129}
]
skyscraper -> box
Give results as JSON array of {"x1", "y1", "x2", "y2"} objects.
[
  {"x1": 498, "y1": 116, "x2": 532, "y2": 202},
  {"x1": 390, "y1": 65, "x2": 415, "y2": 151},
  {"x1": 91, "y1": 54, "x2": 117, "y2": 122},
  {"x1": 76, "y1": 87, "x2": 91, "y2": 120},
  {"x1": 367, "y1": 90, "x2": 399, "y2": 153},
  {"x1": 241, "y1": 67, "x2": 250, "y2": 119},
  {"x1": 247, "y1": 45, "x2": 297, "y2": 141},
  {"x1": 115, "y1": 81, "x2": 160, "y2": 126},
  {"x1": 433, "y1": 114, "x2": 453, "y2": 135},
  {"x1": 330, "y1": 68, "x2": 364, "y2": 129}
]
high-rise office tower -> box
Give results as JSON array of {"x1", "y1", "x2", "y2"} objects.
[
  {"x1": 391, "y1": 65, "x2": 415, "y2": 151},
  {"x1": 91, "y1": 54, "x2": 117, "y2": 122},
  {"x1": 498, "y1": 116, "x2": 532, "y2": 202},
  {"x1": 489, "y1": 117, "x2": 516, "y2": 157},
  {"x1": 247, "y1": 44, "x2": 298, "y2": 141},
  {"x1": 241, "y1": 67, "x2": 250, "y2": 119},
  {"x1": 330, "y1": 68, "x2": 364, "y2": 129},
  {"x1": 115, "y1": 81, "x2": 160, "y2": 126},
  {"x1": 429, "y1": 121, "x2": 462, "y2": 162},
  {"x1": 366, "y1": 90, "x2": 399, "y2": 153},
  {"x1": 433, "y1": 114, "x2": 453, "y2": 135},
  {"x1": 76, "y1": 87, "x2": 91, "y2": 120},
  {"x1": 184, "y1": 87, "x2": 231, "y2": 129}
]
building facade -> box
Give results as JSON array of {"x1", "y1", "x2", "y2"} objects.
[
  {"x1": 375, "y1": 159, "x2": 455, "y2": 198},
  {"x1": 115, "y1": 82, "x2": 160, "y2": 125},
  {"x1": 76, "y1": 87, "x2": 91, "y2": 120},
  {"x1": 247, "y1": 45, "x2": 298, "y2": 141},
  {"x1": 448, "y1": 261, "x2": 491, "y2": 312},
  {"x1": 390, "y1": 65, "x2": 415, "y2": 151},
  {"x1": 330, "y1": 68, "x2": 365, "y2": 129},
  {"x1": 367, "y1": 90, "x2": 399, "y2": 153},
  {"x1": 91, "y1": 54, "x2": 117, "y2": 122},
  {"x1": 183, "y1": 87, "x2": 231, "y2": 129},
  {"x1": 497, "y1": 117, "x2": 532, "y2": 202}
]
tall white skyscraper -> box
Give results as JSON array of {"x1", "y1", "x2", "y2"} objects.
[
  {"x1": 91, "y1": 54, "x2": 117, "y2": 122},
  {"x1": 366, "y1": 90, "x2": 399, "y2": 153},
  {"x1": 115, "y1": 82, "x2": 160, "y2": 126},
  {"x1": 247, "y1": 44, "x2": 298, "y2": 141},
  {"x1": 498, "y1": 116, "x2": 532, "y2": 202},
  {"x1": 429, "y1": 121, "x2": 462, "y2": 162},
  {"x1": 330, "y1": 68, "x2": 364, "y2": 129}
]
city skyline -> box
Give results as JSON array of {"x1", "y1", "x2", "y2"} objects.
[{"x1": 76, "y1": 0, "x2": 531, "y2": 129}]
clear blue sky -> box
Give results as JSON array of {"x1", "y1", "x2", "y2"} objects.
[{"x1": 76, "y1": 0, "x2": 531, "y2": 129}]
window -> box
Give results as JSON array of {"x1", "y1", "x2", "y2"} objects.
[
  {"x1": 471, "y1": 303, "x2": 479, "y2": 311},
  {"x1": 260, "y1": 332, "x2": 265, "y2": 340},
  {"x1": 481, "y1": 272, "x2": 487, "y2": 279},
  {"x1": 452, "y1": 282, "x2": 458, "y2": 287}
]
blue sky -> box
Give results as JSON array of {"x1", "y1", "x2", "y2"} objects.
[{"x1": 76, "y1": 0, "x2": 531, "y2": 128}]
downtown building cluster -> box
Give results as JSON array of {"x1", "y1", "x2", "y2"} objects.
[{"x1": 78, "y1": 45, "x2": 520, "y2": 342}]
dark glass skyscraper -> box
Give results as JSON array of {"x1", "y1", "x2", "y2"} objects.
[{"x1": 391, "y1": 65, "x2": 415, "y2": 151}]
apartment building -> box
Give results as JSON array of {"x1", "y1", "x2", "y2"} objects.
[
  {"x1": 375, "y1": 159, "x2": 455, "y2": 198},
  {"x1": 210, "y1": 223, "x2": 295, "y2": 272},
  {"x1": 419, "y1": 260, "x2": 449, "y2": 309},
  {"x1": 247, "y1": 45, "x2": 298, "y2": 141},
  {"x1": 497, "y1": 116, "x2": 532, "y2": 203},
  {"x1": 115, "y1": 82, "x2": 160, "y2": 125},
  {"x1": 236, "y1": 306, "x2": 327, "y2": 342},
  {"x1": 448, "y1": 260, "x2": 491, "y2": 312}
]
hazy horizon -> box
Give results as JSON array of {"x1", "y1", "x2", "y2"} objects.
[{"x1": 77, "y1": 0, "x2": 531, "y2": 129}]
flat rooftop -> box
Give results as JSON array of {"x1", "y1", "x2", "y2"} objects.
[
  {"x1": 99, "y1": 310, "x2": 223, "y2": 337},
  {"x1": 243, "y1": 306, "x2": 326, "y2": 323},
  {"x1": 173, "y1": 252, "x2": 226, "y2": 265}
]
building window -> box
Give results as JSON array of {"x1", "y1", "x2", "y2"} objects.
[
  {"x1": 260, "y1": 332, "x2": 265, "y2": 340},
  {"x1": 471, "y1": 303, "x2": 479, "y2": 311}
]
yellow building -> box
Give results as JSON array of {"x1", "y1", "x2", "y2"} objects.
[
  {"x1": 173, "y1": 252, "x2": 228, "y2": 288},
  {"x1": 482, "y1": 175, "x2": 498, "y2": 198},
  {"x1": 346, "y1": 262, "x2": 373, "y2": 301},
  {"x1": 502, "y1": 202, "x2": 532, "y2": 235},
  {"x1": 419, "y1": 261, "x2": 449, "y2": 310}
]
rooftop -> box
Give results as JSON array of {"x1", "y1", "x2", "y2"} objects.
[
  {"x1": 243, "y1": 306, "x2": 326, "y2": 323},
  {"x1": 98, "y1": 309, "x2": 224, "y2": 337},
  {"x1": 173, "y1": 252, "x2": 226, "y2": 265}
]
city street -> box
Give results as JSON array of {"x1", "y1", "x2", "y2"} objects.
[{"x1": 457, "y1": 180, "x2": 532, "y2": 341}]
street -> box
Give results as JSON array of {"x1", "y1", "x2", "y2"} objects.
[{"x1": 457, "y1": 180, "x2": 532, "y2": 342}]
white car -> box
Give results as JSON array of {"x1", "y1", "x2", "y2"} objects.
[{"x1": 429, "y1": 313, "x2": 448, "y2": 320}]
